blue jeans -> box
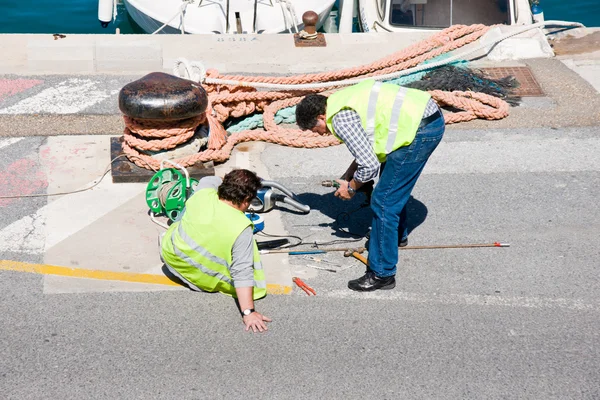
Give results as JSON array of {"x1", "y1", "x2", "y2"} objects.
[{"x1": 368, "y1": 115, "x2": 445, "y2": 277}]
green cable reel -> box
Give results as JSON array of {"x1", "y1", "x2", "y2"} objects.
[{"x1": 146, "y1": 167, "x2": 198, "y2": 222}]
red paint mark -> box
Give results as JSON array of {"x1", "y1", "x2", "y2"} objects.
[
  {"x1": 39, "y1": 147, "x2": 51, "y2": 158},
  {"x1": 70, "y1": 146, "x2": 89, "y2": 155},
  {"x1": 0, "y1": 158, "x2": 48, "y2": 207},
  {"x1": 0, "y1": 79, "x2": 44, "y2": 102}
]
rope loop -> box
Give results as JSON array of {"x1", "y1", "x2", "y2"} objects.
[{"x1": 173, "y1": 58, "x2": 207, "y2": 83}]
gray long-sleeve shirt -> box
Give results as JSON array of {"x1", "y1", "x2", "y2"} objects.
[{"x1": 168, "y1": 176, "x2": 255, "y2": 289}]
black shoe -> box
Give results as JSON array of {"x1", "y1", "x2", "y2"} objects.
[{"x1": 348, "y1": 271, "x2": 396, "y2": 292}]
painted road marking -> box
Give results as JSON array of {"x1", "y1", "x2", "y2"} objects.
[
  {"x1": 0, "y1": 176, "x2": 145, "y2": 253},
  {"x1": 0, "y1": 157, "x2": 48, "y2": 207},
  {"x1": 0, "y1": 78, "x2": 118, "y2": 114},
  {"x1": 0, "y1": 79, "x2": 44, "y2": 101},
  {"x1": 1, "y1": 259, "x2": 179, "y2": 286},
  {"x1": 0, "y1": 135, "x2": 144, "y2": 253},
  {"x1": 0, "y1": 260, "x2": 293, "y2": 294},
  {"x1": 6, "y1": 257, "x2": 591, "y2": 304},
  {"x1": 325, "y1": 290, "x2": 600, "y2": 312},
  {"x1": 0, "y1": 137, "x2": 24, "y2": 150}
]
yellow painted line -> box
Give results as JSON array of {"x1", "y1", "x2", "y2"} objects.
[
  {"x1": 267, "y1": 283, "x2": 293, "y2": 295},
  {"x1": 0, "y1": 259, "x2": 180, "y2": 286},
  {"x1": 0, "y1": 260, "x2": 292, "y2": 295}
]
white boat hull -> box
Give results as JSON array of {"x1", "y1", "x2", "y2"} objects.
[
  {"x1": 124, "y1": 0, "x2": 336, "y2": 34},
  {"x1": 357, "y1": 0, "x2": 534, "y2": 33}
]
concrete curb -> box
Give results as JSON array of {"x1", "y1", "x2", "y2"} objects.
[
  {"x1": 0, "y1": 31, "x2": 437, "y2": 75},
  {"x1": 3, "y1": 26, "x2": 596, "y2": 75}
]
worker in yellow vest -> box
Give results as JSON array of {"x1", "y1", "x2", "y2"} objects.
[
  {"x1": 161, "y1": 169, "x2": 272, "y2": 333},
  {"x1": 296, "y1": 80, "x2": 445, "y2": 292}
]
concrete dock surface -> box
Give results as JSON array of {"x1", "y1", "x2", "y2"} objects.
[{"x1": 1, "y1": 28, "x2": 599, "y2": 399}]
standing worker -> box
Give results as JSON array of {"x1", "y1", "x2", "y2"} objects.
[
  {"x1": 161, "y1": 169, "x2": 272, "y2": 333},
  {"x1": 295, "y1": 79, "x2": 445, "y2": 292}
]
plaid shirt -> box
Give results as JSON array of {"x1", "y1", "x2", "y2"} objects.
[{"x1": 332, "y1": 98, "x2": 439, "y2": 183}]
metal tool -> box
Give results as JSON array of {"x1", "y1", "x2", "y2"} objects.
[
  {"x1": 398, "y1": 242, "x2": 510, "y2": 250},
  {"x1": 293, "y1": 277, "x2": 316, "y2": 296},
  {"x1": 303, "y1": 255, "x2": 341, "y2": 273},
  {"x1": 306, "y1": 264, "x2": 338, "y2": 273},
  {"x1": 260, "y1": 246, "x2": 367, "y2": 255},
  {"x1": 344, "y1": 249, "x2": 369, "y2": 266},
  {"x1": 321, "y1": 179, "x2": 341, "y2": 188},
  {"x1": 260, "y1": 243, "x2": 510, "y2": 255},
  {"x1": 247, "y1": 180, "x2": 310, "y2": 214},
  {"x1": 321, "y1": 179, "x2": 374, "y2": 203},
  {"x1": 301, "y1": 255, "x2": 342, "y2": 267}
]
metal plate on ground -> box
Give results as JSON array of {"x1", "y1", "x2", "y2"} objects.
[
  {"x1": 294, "y1": 33, "x2": 327, "y2": 47},
  {"x1": 110, "y1": 136, "x2": 215, "y2": 183},
  {"x1": 481, "y1": 67, "x2": 544, "y2": 97}
]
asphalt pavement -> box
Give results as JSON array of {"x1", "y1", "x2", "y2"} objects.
[
  {"x1": 1, "y1": 124, "x2": 599, "y2": 399},
  {"x1": 1, "y1": 61, "x2": 600, "y2": 398}
]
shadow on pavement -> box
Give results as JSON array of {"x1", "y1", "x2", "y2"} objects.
[{"x1": 291, "y1": 191, "x2": 429, "y2": 240}]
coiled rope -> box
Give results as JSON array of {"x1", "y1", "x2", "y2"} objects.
[{"x1": 121, "y1": 21, "x2": 583, "y2": 170}]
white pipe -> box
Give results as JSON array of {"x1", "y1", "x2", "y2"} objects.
[{"x1": 338, "y1": 0, "x2": 355, "y2": 33}]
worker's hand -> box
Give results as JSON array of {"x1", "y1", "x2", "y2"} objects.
[
  {"x1": 243, "y1": 312, "x2": 272, "y2": 333},
  {"x1": 334, "y1": 179, "x2": 354, "y2": 201}
]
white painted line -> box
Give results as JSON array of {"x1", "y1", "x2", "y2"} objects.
[
  {"x1": 0, "y1": 137, "x2": 24, "y2": 150},
  {"x1": 45, "y1": 179, "x2": 146, "y2": 251},
  {"x1": 0, "y1": 214, "x2": 46, "y2": 253},
  {"x1": 0, "y1": 176, "x2": 145, "y2": 254},
  {"x1": 0, "y1": 78, "x2": 118, "y2": 114},
  {"x1": 325, "y1": 290, "x2": 600, "y2": 312},
  {"x1": 425, "y1": 138, "x2": 600, "y2": 175}
]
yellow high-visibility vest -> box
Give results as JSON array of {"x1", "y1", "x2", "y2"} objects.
[
  {"x1": 161, "y1": 188, "x2": 267, "y2": 300},
  {"x1": 326, "y1": 80, "x2": 431, "y2": 162}
]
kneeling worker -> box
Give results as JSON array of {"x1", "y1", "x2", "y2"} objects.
[{"x1": 161, "y1": 169, "x2": 272, "y2": 333}]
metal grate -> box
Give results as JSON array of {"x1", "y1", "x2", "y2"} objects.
[{"x1": 481, "y1": 66, "x2": 544, "y2": 97}]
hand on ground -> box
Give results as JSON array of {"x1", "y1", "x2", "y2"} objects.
[{"x1": 243, "y1": 312, "x2": 272, "y2": 333}]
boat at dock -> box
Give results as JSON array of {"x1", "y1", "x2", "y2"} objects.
[
  {"x1": 98, "y1": 0, "x2": 540, "y2": 35},
  {"x1": 357, "y1": 0, "x2": 536, "y2": 33},
  {"x1": 99, "y1": 0, "x2": 336, "y2": 34}
]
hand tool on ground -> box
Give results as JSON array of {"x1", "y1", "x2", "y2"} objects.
[
  {"x1": 260, "y1": 246, "x2": 367, "y2": 255},
  {"x1": 260, "y1": 242, "x2": 510, "y2": 255},
  {"x1": 399, "y1": 242, "x2": 510, "y2": 250},
  {"x1": 248, "y1": 180, "x2": 310, "y2": 214},
  {"x1": 302, "y1": 256, "x2": 353, "y2": 272},
  {"x1": 293, "y1": 277, "x2": 316, "y2": 296},
  {"x1": 301, "y1": 255, "x2": 342, "y2": 267},
  {"x1": 257, "y1": 238, "x2": 290, "y2": 250},
  {"x1": 305, "y1": 264, "x2": 338, "y2": 273},
  {"x1": 344, "y1": 249, "x2": 369, "y2": 266}
]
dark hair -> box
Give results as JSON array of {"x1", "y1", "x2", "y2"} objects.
[
  {"x1": 295, "y1": 94, "x2": 327, "y2": 130},
  {"x1": 218, "y1": 169, "x2": 262, "y2": 206}
]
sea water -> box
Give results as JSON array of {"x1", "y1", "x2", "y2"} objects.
[{"x1": 0, "y1": 0, "x2": 598, "y2": 34}]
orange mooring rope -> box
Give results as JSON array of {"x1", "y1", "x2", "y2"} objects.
[{"x1": 121, "y1": 24, "x2": 509, "y2": 170}]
